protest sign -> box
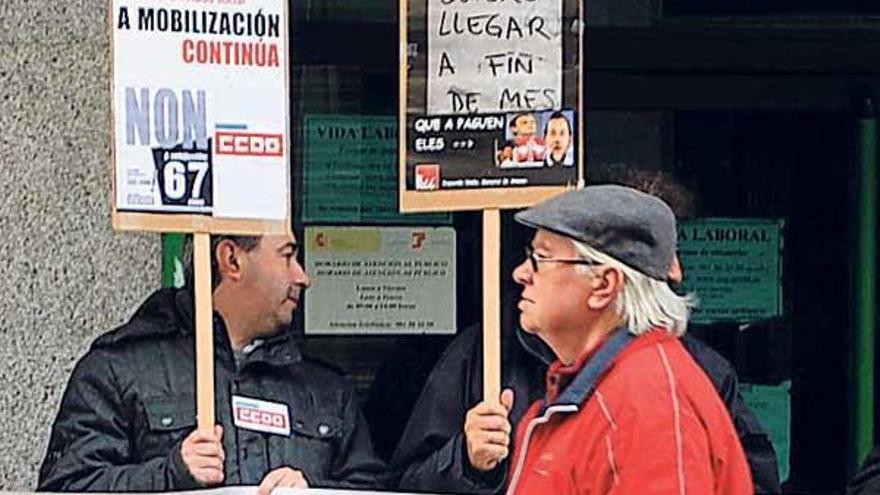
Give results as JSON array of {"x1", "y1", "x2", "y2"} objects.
[
  {"x1": 111, "y1": 0, "x2": 290, "y2": 234},
  {"x1": 109, "y1": 0, "x2": 290, "y2": 431},
  {"x1": 399, "y1": 0, "x2": 582, "y2": 212}
]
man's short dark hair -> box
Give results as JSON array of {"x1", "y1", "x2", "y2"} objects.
[
  {"x1": 184, "y1": 235, "x2": 261, "y2": 289},
  {"x1": 543, "y1": 111, "x2": 572, "y2": 136},
  {"x1": 588, "y1": 163, "x2": 697, "y2": 219}
]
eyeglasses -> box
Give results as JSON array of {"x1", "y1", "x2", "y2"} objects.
[{"x1": 524, "y1": 246, "x2": 602, "y2": 272}]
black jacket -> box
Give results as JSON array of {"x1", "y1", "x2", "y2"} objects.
[
  {"x1": 389, "y1": 325, "x2": 546, "y2": 494},
  {"x1": 389, "y1": 326, "x2": 781, "y2": 494},
  {"x1": 38, "y1": 288, "x2": 384, "y2": 492}
]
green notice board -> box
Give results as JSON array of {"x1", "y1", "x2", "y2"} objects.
[
  {"x1": 303, "y1": 114, "x2": 450, "y2": 224},
  {"x1": 741, "y1": 381, "x2": 791, "y2": 482},
  {"x1": 678, "y1": 218, "x2": 783, "y2": 324}
]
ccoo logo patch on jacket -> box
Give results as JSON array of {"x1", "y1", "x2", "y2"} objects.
[{"x1": 232, "y1": 395, "x2": 291, "y2": 436}]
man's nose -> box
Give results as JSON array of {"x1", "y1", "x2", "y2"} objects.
[
  {"x1": 512, "y1": 259, "x2": 531, "y2": 285},
  {"x1": 291, "y1": 260, "x2": 311, "y2": 288}
]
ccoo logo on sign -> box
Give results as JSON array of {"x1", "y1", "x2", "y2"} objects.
[{"x1": 216, "y1": 131, "x2": 284, "y2": 157}]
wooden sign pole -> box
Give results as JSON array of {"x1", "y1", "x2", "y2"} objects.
[
  {"x1": 482, "y1": 209, "x2": 501, "y2": 404},
  {"x1": 194, "y1": 233, "x2": 215, "y2": 431}
]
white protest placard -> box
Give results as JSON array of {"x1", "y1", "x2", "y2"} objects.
[
  {"x1": 111, "y1": 0, "x2": 290, "y2": 234},
  {"x1": 427, "y1": 0, "x2": 563, "y2": 114},
  {"x1": 304, "y1": 226, "x2": 456, "y2": 335},
  {"x1": 400, "y1": 0, "x2": 580, "y2": 212}
]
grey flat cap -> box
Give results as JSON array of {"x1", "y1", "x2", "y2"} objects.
[{"x1": 515, "y1": 185, "x2": 677, "y2": 281}]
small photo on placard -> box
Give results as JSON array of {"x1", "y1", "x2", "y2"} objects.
[{"x1": 498, "y1": 110, "x2": 574, "y2": 169}]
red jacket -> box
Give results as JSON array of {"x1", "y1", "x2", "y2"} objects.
[{"x1": 506, "y1": 330, "x2": 753, "y2": 495}]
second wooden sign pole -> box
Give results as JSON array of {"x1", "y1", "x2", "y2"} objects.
[
  {"x1": 482, "y1": 209, "x2": 501, "y2": 404},
  {"x1": 194, "y1": 233, "x2": 215, "y2": 431}
]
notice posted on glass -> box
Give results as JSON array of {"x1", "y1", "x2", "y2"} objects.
[
  {"x1": 678, "y1": 218, "x2": 783, "y2": 324},
  {"x1": 304, "y1": 227, "x2": 456, "y2": 335}
]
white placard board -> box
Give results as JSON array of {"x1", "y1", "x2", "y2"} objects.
[
  {"x1": 110, "y1": 0, "x2": 290, "y2": 234},
  {"x1": 304, "y1": 226, "x2": 456, "y2": 335},
  {"x1": 427, "y1": 0, "x2": 563, "y2": 114},
  {"x1": 400, "y1": 0, "x2": 581, "y2": 212}
]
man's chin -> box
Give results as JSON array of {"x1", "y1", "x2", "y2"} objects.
[
  {"x1": 279, "y1": 313, "x2": 294, "y2": 327},
  {"x1": 270, "y1": 309, "x2": 294, "y2": 332},
  {"x1": 518, "y1": 316, "x2": 539, "y2": 335}
]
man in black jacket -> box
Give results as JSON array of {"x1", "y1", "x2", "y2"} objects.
[{"x1": 38, "y1": 234, "x2": 384, "y2": 492}]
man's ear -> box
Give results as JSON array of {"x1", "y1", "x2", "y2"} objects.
[
  {"x1": 214, "y1": 239, "x2": 244, "y2": 282},
  {"x1": 586, "y1": 267, "x2": 624, "y2": 311},
  {"x1": 667, "y1": 254, "x2": 683, "y2": 285}
]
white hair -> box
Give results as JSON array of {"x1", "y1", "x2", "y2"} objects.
[{"x1": 570, "y1": 239, "x2": 697, "y2": 336}]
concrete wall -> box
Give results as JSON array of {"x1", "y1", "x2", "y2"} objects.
[{"x1": 0, "y1": 1, "x2": 160, "y2": 489}]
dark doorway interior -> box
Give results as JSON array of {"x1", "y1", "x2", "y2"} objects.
[{"x1": 673, "y1": 111, "x2": 853, "y2": 493}]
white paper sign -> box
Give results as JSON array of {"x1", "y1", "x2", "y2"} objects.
[
  {"x1": 111, "y1": 0, "x2": 288, "y2": 220},
  {"x1": 304, "y1": 227, "x2": 456, "y2": 335},
  {"x1": 427, "y1": 0, "x2": 563, "y2": 114}
]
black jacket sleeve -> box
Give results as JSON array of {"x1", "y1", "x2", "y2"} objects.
[
  {"x1": 726, "y1": 383, "x2": 782, "y2": 494},
  {"x1": 396, "y1": 433, "x2": 505, "y2": 494},
  {"x1": 323, "y1": 381, "x2": 387, "y2": 489},
  {"x1": 37, "y1": 349, "x2": 200, "y2": 492},
  {"x1": 389, "y1": 329, "x2": 504, "y2": 494}
]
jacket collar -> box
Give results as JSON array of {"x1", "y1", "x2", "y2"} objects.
[
  {"x1": 543, "y1": 328, "x2": 634, "y2": 410},
  {"x1": 92, "y1": 288, "x2": 189, "y2": 347},
  {"x1": 178, "y1": 288, "x2": 303, "y2": 368},
  {"x1": 543, "y1": 329, "x2": 677, "y2": 412},
  {"x1": 235, "y1": 324, "x2": 303, "y2": 368}
]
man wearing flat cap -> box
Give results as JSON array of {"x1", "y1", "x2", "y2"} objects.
[{"x1": 478, "y1": 185, "x2": 752, "y2": 494}]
